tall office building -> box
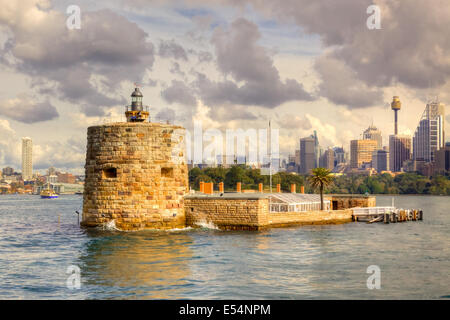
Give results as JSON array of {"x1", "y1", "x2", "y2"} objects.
[
  {"x1": 333, "y1": 147, "x2": 346, "y2": 166},
  {"x1": 363, "y1": 125, "x2": 382, "y2": 149},
  {"x1": 435, "y1": 142, "x2": 450, "y2": 174},
  {"x1": 313, "y1": 131, "x2": 320, "y2": 169},
  {"x1": 300, "y1": 136, "x2": 317, "y2": 174},
  {"x1": 372, "y1": 150, "x2": 389, "y2": 172},
  {"x1": 2, "y1": 167, "x2": 14, "y2": 176},
  {"x1": 21, "y1": 137, "x2": 33, "y2": 181},
  {"x1": 319, "y1": 148, "x2": 335, "y2": 170},
  {"x1": 294, "y1": 149, "x2": 300, "y2": 166},
  {"x1": 350, "y1": 139, "x2": 378, "y2": 169},
  {"x1": 412, "y1": 101, "x2": 445, "y2": 163},
  {"x1": 389, "y1": 135, "x2": 411, "y2": 172}
]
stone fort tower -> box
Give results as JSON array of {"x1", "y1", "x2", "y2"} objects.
[{"x1": 81, "y1": 87, "x2": 188, "y2": 230}]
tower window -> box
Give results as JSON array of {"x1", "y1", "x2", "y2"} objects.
[
  {"x1": 161, "y1": 167, "x2": 173, "y2": 178},
  {"x1": 102, "y1": 168, "x2": 117, "y2": 179}
]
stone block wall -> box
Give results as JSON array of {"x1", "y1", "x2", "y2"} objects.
[
  {"x1": 184, "y1": 196, "x2": 269, "y2": 230},
  {"x1": 82, "y1": 122, "x2": 188, "y2": 231},
  {"x1": 326, "y1": 195, "x2": 376, "y2": 210},
  {"x1": 268, "y1": 210, "x2": 353, "y2": 227},
  {"x1": 185, "y1": 194, "x2": 353, "y2": 230}
]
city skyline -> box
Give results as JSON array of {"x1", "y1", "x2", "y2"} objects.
[
  {"x1": 0, "y1": 1, "x2": 450, "y2": 175},
  {"x1": 2, "y1": 98, "x2": 447, "y2": 176}
]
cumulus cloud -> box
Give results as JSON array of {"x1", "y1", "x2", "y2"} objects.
[
  {"x1": 0, "y1": 119, "x2": 20, "y2": 166},
  {"x1": 202, "y1": 18, "x2": 313, "y2": 107},
  {"x1": 0, "y1": 95, "x2": 59, "y2": 123},
  {"x1": 187, "y1": 0, "x2": 450, "y2": 108},
  {"x1": 158, "y1": 39, "x2": 188, "y2": 61},
  {"x1": 278, "y1": 114, "x2": 313, "y2": 131},
  {"x1": 0, "y1": 1, "x2": 154, "y2": 116},
  {"x1": 197, "y1": 51, "x2": 213, "y2": 63},
  {"x1": 155, "y1": 107, "x2": 176, "y2": 123},
  {"x1": 107, "y1": 0, "x2": 450, "y2": 110},
  {"x1": 278, "y1": 113, "x2": 351, "y2": 153},
  {"x1": 0, "y1": 117, "x2": 84, "y2": 171},
  {"x1": 192, "y1": 72, "x2": 312, "y2": 108},
  {"x1": 161, "y1": 80, "x2": 197, "y2": 106},
  {"x1": 160, "y1": 18, "x2": 314, "y2": 109},
  {"x1": 33, "y1": 138, "x2": 86, "y2": 171},
  {"x1": 314, "y1": 55, "x2": 383, "y2": 108},
  {"x1": 213, "y1": 105, "x2": 258, "y2": 121},
  {"x1": 169, "y1": 61, "x2": 186, "y2": 77}
]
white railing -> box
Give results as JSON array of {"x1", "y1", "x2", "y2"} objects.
[
  {"x1": 270, "y1": 201, "x2": 331, "y2": 213},
  {"x1": 352, "y1": 207, "x2": 395, "y2": 215}
]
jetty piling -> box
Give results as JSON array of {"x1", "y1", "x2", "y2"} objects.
[{"x1": 352, "y1": 207, "x2": 423, "y2": 224}]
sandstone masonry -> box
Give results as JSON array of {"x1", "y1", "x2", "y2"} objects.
[
  {"x1": 81, "y1": 122, "x2": 188, "y2": 231},
  {"x1": 184, "y1": 194, "x2": 354, "y2": 230}
]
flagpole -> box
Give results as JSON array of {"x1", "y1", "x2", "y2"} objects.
[
  {"x1": 269, "y1": 120, "x2": 272, "y2": 194},
  {"x1": 269, "y1": 120, "x2": 272, "y2": 213}
]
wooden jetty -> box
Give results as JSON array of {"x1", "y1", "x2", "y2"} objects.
[{"x1": 352, "y1": 207, "x2": 423, "y2": 224}]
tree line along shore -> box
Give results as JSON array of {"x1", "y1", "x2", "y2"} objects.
[{"x1": 189, "y1": 165, "x2": 450, "y2": 196}]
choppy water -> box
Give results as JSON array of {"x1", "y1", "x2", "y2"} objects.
[{"x1": 0, "y1": 194, "x2": 449, "y2": 299}]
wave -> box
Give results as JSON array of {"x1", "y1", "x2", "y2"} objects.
[
  {"x1": 195, "y1": 220, "x2": 220, "y2": 230},
  {"x1": 98, "y1": 219, "x2": 120, "y2": 231},
  {"x1": 166, "y1": 227, "x2": 194, "y2": 232},
  {"x1": 96, "y1": 219, "x2": 218, "y2": 232}
]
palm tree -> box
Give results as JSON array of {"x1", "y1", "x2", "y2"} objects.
[{"x1": 308, "y1": 168, "x2": 333, "y2": 210}]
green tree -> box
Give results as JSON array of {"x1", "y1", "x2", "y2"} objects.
[
  {"x1": 188, "y1": 167, "x2": 450, "y2": 195},
  {"x1": 204, "y1": 167, "x2": 227, "y2": 184},
  {"x1": 189, "y1": 167, "x2": 202, "y2": 189},
  {"x1": 307, "y1": 168, "x2": 334, "y2": 210},
  {"x1": 194, "y1": 174, "x2": 213, "y2": 189},
  {"x1": 275, "y1": 172, "x2": 304, "y2": 192},
  {"x1": 225, "y1": 165, "x2": 252, "y2": 189}
]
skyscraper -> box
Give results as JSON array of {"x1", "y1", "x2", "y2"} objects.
[
  {"x1": 372, "y1": 150, "x2": 389, "y2": 172},
  {"x1": 21, "y1": 137, "x2": 33, "y2": 181},
  {"x1": 389, "y1": 135, "x2": 411, "y2": 172},
  {"x1": 2, "y1": 167, "x2": 14, "y2": 176},
  {"x1": 363, "y1": 125, "x2": 382, "y2": 149},
  {"x1": 412, "y1": 101, "x2": 445, "y2": 163},
  {"x1": 435, "y1": 142, "x2": 450, "y2": 174},
  {"x1": 350, "y1": 139, "x2": 378, "y2": 169},
  {"x1": 319, "y1": 148, "x2": 335, "y2": 170},
  {"x1": 295, "y1": 149, "x2": 300, "y2": 172},
  {"x1": 300, "y1": 136, "x2": 316, "y2": 174},
  {"x1": 333, "y1": 147, "x2": 346, "y2": 166},
  {"x1": 313, "y1": 131, "x2": 320, "y2": 169}
]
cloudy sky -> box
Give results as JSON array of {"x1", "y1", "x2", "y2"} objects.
[{"x1": 0, "y1": 0, "x2": 449, "y2": 174}]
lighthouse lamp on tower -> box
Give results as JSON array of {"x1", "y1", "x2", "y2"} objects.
[{"x1": 125, "y1": 85, "x2": 150, "y2": 122}]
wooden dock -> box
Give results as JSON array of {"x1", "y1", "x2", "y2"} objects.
[{"x1": 352, "y1": 207, "x2": 423, "y2": 224}]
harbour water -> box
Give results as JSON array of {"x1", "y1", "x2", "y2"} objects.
[{"x1": 0, "y1": 194, "x2": 448, "y2": 299}]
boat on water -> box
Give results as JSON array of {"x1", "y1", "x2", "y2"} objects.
[{"x1": 40, "y1": 186, "x2": 58, "y2": 199}]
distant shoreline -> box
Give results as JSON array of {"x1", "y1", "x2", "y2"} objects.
[{"x1": 1, "y1": 193, "x2": 448, "y2": 197}]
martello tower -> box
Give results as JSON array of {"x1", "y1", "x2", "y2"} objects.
[{"x1": 81, "y1": 87, "x2": 188, "y2": 230}]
